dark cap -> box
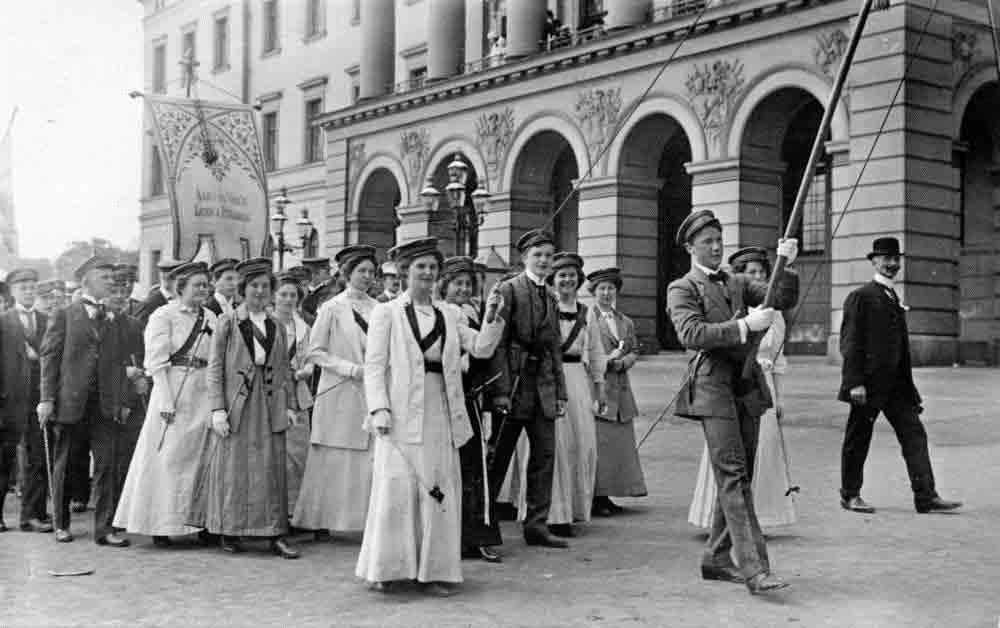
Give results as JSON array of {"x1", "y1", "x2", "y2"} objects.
[
  {"x1": 388, "y1": 237, "x2": 443, "y2": 267},
  {"x1": 867, "y1": 237, "x2": 903, "y2": 260},
  {"x1": 112, "y1": 263, "x2": 138, "y2": 280},
  {"x1": 167, "y1": 261, "x2": 209, "y2": 282},
  {"x1": 442, "y1": 256, "x2": 476, "y2": 280},
  {"x1": 286, "y1": 265, "x2": 311, "y2": 282},
  {"x1": 236, "y1": 257, "x2": 274, "y2": 281},
  {"x1": 156, "y1": 257, "x2": 184, "y2": 273},
  {"x1": 334, "y1": 245, "x2": 377, "y2": 275},
  {"x1": 516, "y1": 229, "x2": 556, "y2": 253},
  {"x1": 676, "y1": 210, "x2": 722, "y2": 246},
  {"x1": 547, "y1": 252, "x2": 584, "y2": 286},
  {"x1": 728, "y1": 246, "x2": 768, "y2": 270},
  {"x1": 6, "y1": 267, "x2": 39, "y2": 285},
  {"x1": 301, "y1": 256, "x2": 330, "y2": 268},
  {"x1": 36, "y1": 279, "x2": 58, "y2": 296},
  {"x1": 586, "y1": 267, "x2": 623, "y2": 293},
  {"x1": 75, "y1": 256, "x2": 116, "y2": 281},
  {"x1": 209, "y1": 257, "x2": 240, "y2": 278}
]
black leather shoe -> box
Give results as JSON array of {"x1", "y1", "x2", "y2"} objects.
[
  {"x1": 270, "y1": 538, "x2": 300, "y2": 559},
  {"x1": 496, "y1": 503, "x2": 518, "y2": 521},
  {"x1": 840, "y1": 496, "x2": 876, "y2": 513},
  {"x1": 314, "y1": 529, "x2": 332, "y2": 542},
  {"x1": 197, "y1": 530, "x2": 218, "y2": 546},
  {"x1": 220, "y1": 536, "x2": 244, "y2": 553},
  {"x1": 153, "y1": 536, "x2": 173, "y2": 548},
  {"x1": 916, "y1": 497, "x2": 962, "y2": 514},
  {"x1": 746, "y1": 572, "x2": 789, "y2": 595},
  {"x1": 548, "y1": 523, "x2": 576, "y2": 538},
  {"x1": 524, "y1": 528, "x2": 569, "y2": 548},
  {"x1": 55, "y1": 528, "x2": 74, "y2": 543},
  {"x1": 96, "y1": 533, "x2": 131, "y2": 548},
  {"x1": 20, "y1": 518, "x2": 54, "y2": 533},
  {"x1": 70, "y1": 500, "x2": 88, "y2": 514},
  {"x1": 462, "y1": 546, "x2": 502, "y2": 562},
  {"x1": 0, "y1": 519, "x2": 7, "y2": 532},
  {"x1": 701, "y1": 564, "x2": 745, "y2": 584}
]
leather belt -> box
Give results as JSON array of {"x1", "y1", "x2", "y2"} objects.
[
  {"x1": 562, "y1": 354, "x2": 582, "y2": 363},
  {"x1": 170, "y1": 355, "x2": 207, "y2": 369},
  {"x1": 424, "y1": 361, "x2": 444, "y2": 374}
]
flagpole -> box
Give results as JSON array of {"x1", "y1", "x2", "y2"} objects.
[{"x1": 1, "y1": 107, "x2": 17, "y2": 145}]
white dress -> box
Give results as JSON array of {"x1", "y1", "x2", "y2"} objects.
[
  {"x1": 113, "y1": 302, "x2": 215, "y2": 536},
  {"x1": 355, "y1": 304, "x2": 463, "y2": 584},
  {"x1": 688, "y1": 312, "x2": 797, "y2": 528}
]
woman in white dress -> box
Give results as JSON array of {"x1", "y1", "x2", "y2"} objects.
[
  {"x1": 273, "y1": 272, "x2": 314, "y2": 515},
  {"x1": 294, "y1": 245, "x2": 378, "y2": 539},
  {"x1": 356, "y1": 237, "x2": 504, "y2": 597},
  {"x1": 688, "y1": 247, "x2": 797, "y2": 529},
  {"x1": 516, "y1": 252, "x2": 606, "y2": 537},
  {"x1": 114, "y1": 262, "x2": 216, "y2": 547}
]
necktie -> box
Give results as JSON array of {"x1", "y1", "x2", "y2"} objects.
[
  {"x1": 26, "y1": 311, "x2": 36, "y2": 338},
  {"x1": 707, "y1": 270, "x2": 728, "y2": 284}
]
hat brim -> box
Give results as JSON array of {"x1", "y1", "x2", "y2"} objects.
[{"x1": 866, "y1": 251, "x2": 904, "y2": 260}]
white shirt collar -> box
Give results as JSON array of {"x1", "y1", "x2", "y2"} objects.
[
  {"x1": 873, "y1": 273, "x2": 895, "y2": 290},
  {"x1": 15, "y1": 303, "x2": 32, "y2": 315},
  {"x1": 214, "y1": 292, "x2": 230, "y2": 305},
  {"x1": 692, "y1": 260, "x2": 721, "y2": 277},
  {"x1": 524, "y1": 269, "x2": 547, "y2": 286},
  {"x1": 160, "y1": 286, "x2": 173, "y2": 300}
]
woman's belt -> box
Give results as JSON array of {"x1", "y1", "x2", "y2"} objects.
[
  {"x1": 562, "y1": 354, "x2": 582, "y2": 363},
  {"x1": 170, "y1": 355, "x2": 207, "y2": 369},
  {"x1": 424, "y1": 361, "x2": 444, "y2": 373}
]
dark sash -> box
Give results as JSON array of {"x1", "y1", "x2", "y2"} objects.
[
  {"x1": 169, "y1": 307, "x2": 206, "y2": 363},
  {"x1": 288, "y1": 320, "x2": 298, "y2": 361},
  {"x1": 353, "y1": 308, "x2": 369, "y2": 334},
  {"x1": 405, "y1": 302, "x2": 445, "y2": 354},
  {"x1": 559, "y1": 304, "x2": 588, "y2": 355}
]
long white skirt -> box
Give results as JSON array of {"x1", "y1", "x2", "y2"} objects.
[
  {"x1": 293, "y1": 442, "x2": 373, "y2": 533},
  {"x1": 355, "y1": 373, "x2": 463, "y2": 584},
  {"x1": 517, "y1": 362, "x2": 595, "y2": 524}
]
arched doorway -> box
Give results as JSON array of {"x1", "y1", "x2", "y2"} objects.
[
  {"x1": 428, "y1": 153, "x2": 480, "y2": 258},
  {"x1": 740, "y1": 88, "x2": 830, "y2": 355},
  {"x1": 957, "y1": 81, "x2": 1000, "y2": 363},
  {"x1": 355, "y1": 167, "x2": 401, "y2": 258},
  {"x1": 509, "y1": 130, "x2": 580, "y2": 256},
  {"x1": 618, "y1": 114, "x2": 692, "y2": 350}
]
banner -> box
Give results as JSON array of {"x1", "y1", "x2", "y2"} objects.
[
  {"x1": 144, "y1": 95, "x2": 268, "y2": 261},
  {"x1": 0, "y1": 109, "x2": 18, "y2": 267}
]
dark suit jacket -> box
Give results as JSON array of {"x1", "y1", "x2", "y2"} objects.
[
  {"x1": 0, "y1": 309, "x2": 47, "y2": 432},
  {"x1": 667, "y1": 266, "x2": 799, "y2": 420},
  {"x1": 100, "y1": 313, "x2": 146, "y2": 422},
  {"x1": 838, "y1": 281, "x2": 920, "y2": 409},
  {"x1": 136, "y1": 287, "x2": 169, "y2": 326},
  {"x1": 302, "y1": 280, "x2": 339, "y2": 319},
  {"x1": 40, "y1": 302, "x2": 138, "y2": 424},
  {"x1": 491, "y1": 273, "x2": 566, "y2": 420}
]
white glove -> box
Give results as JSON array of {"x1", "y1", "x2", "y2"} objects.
[
  {"x1": 777, "y1": 238, "x2": 798, "y2": 265},
  {"x1": 744, "y1": 307, "x2": 776, "y2": 332},
  {"x1": 211, "y1": 410, "x2": 231, "y2": 438}
]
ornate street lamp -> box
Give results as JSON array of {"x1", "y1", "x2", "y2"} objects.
[
  {"x1": 420, "y1": 179, "x2": 441, "y2": 213},
  {"x1": 296, "y1": 206, "x2": 317, "y2": 258},
  {"x1": 270, "y1": 187, "x2": 291, "y2": 270}
]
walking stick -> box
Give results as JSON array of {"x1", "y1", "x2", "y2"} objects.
[
  {"x1": 777, "y1": 419, "x2": 800, "y2": 497},
  {"x1": 157, "y1": 321, "x2": 209, "y2": 451},
  {"x1": 41, "y1": 422, "x2": 95, "y2": 577},
  {"x1": 469, "y1": 371, "x2": 503, "y2": 526}
]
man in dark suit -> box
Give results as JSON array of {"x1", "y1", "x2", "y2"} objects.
[
  {"x1": 204, "y1": 258, "x2": 239, "y2": 316},
  {"x1": 300, "y1": 256, "x2": 339, "y2": 319},
  {"x1": 838, "y1": 237, "x2": 961, "y2": 515},
  {"x1": 0, "y1": 269, "x2": 53, "y2": 533},
  {"x1": 667, "y1": 210, "x2": 799, "y2": 594},
  {"x1": 136, "y1": 258, "x2": 182, "y2": 326},
  {"x1": 488, "y1": 229, "x2": 568, "y2": 549},
  {"x1": 38, "y1": 256, "x2": 138, "y2": 546}
]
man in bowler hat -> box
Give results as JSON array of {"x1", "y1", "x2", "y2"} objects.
[
  {"x1": 667, "y1": 209, "x2": 800, "y2": 594},
  {"x1": 838, "y1": 237, "x2": 961, "y2": 515}
]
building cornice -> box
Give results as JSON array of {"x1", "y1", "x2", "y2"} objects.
[{"x1": 316, "y1": 0, "x2": 848, "y2": 134}]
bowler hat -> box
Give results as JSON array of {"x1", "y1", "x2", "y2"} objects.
[
  {"x1": 676, "y1": 210, "x2": 722, "y2": 246},
  {"x1": 867, "y1": 237, "x2": 903, "y2": 260}
]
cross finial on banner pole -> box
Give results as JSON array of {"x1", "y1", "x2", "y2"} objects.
[{"x1": 179, "y1": 48, "x2": 199, "y2": 98}]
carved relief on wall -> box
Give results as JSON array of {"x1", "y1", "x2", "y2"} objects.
[
  {"x1": 814, "y1": 30, "x2": 849, "y2": 77},
  {"x1": 952, "y1": 27, "x2": 979, "y2": 84},
  {"x1": 684, "y1": 59, "x2": 745, "y2": 150},
  {"x1": 399, "y1": 128, "x2": 430, "y2": 194},
  {"x1": 347, "y1": 140, "x2": 366, "y2": 176},
  {"x1": 474, "y1": 107, "x2": 515, "y2": 187},
  {"x1": 574, "y1": 86, "x2": 623, "y2": 162}
]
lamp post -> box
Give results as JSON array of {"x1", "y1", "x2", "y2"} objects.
[
  {"x1": 296, "y1": 206, "x2": 316, "y2": 258},
  {"x1": 270, "y1": 187, "x2": 291, "y2": 270},
  {"x1": 442, "y1": 154, "x2": 490, "y2": 257}
]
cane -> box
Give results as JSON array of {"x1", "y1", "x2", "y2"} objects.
[
  {"x1": 776, "y1": 414, "x2": 800, "y2": 496},
  {"x1": 41, "y1": 422, "x2": 95, "y2": 577},
  {"x1": 469, "y1": 372, "x2": 503, "y2": 526},
  {"x1": 157, "y1": 322, "x2": 209, "y2": 451}
]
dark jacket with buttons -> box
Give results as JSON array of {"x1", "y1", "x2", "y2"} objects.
[
  {"x1": 207, "y1": 304, "x2": 293, "y2": 434},
  {"x1": 838, "y1": 281, "x2": 920, "y2": 409}
]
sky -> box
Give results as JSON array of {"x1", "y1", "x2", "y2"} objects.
[{"x1": 1, "y1": 2, "x2": 144, "y2": 260}]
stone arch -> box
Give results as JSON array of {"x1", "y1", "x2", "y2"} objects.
[
  {"x1": 606, "y1": 93, "x2": 708, "y2": 175},
  {"x1": 500, "y1": 111, "x2": 590, "y2": 191},
  {"x1": 726, "y1": 65, "x2": 849, "y2": 159},
  {"x1": 421, "y1": 136, "x2": 490, "y2": 191},
  {"x1": 350, "y1": 153, "x2": 408, "y2": 256},
  {"x1": 350, "y1": 153, "x2": 410, "y2": 217},
  {"x1": 953, "y1": 62, "x2": 998, "y2": 140}
]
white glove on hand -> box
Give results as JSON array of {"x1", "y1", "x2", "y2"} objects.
[
  {"x1": 211, "y1": 410, "x2": 231, "y2": 438},
  {"x1": 744, "y1": 307, "x2": 776, "y2": 332},
  {"x1": 777, "y1": 238, "x2": 798, "y2": 265}
]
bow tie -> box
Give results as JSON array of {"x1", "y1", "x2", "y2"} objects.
[{"x1": 707, "y1": 270, "x2": 728, "y2": 283}]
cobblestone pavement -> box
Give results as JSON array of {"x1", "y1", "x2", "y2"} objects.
[{"x1": 2, "y1": 356, "x2": 998, "y2": 628}]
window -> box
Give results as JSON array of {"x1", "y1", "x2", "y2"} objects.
[
  {"x1": 346, "y1": 64, "x2": 360, "y2": 103},
  {"x1": 304, "y1": 98, "x2": 323, "y2": 163},
  {"x1": 351, "y1": 83, "x2": 360, "y2": 103},
  {"x1": 153, "y1": 42, "x2": 167, "y2": 93},
  {"x1": 182, "y1": 28, "x2": 196, "y2": 62},
  {"x1": 409, "y1": 66, "x2": 427, "y2": 89},
  {"x1": 151, "y1": 145, "x2": 165, "y2": 196},
  {"x1": 240, "y1": 238, "x2": 251, "y2": 259},
  {"x1": 801, "y1": 163, "x2": 830, "y2": 253},
  {"x1": 262, "y1": 0, "x2": 280, "y2": 54},
  {"x1": 351, "y1": 0, "x2": 360, "y2": 24},
  {"x1": 305, "y1": 0, "x2": 325, "y2": 38},
  {"x1": 213, "y1": 14, "x2": 229, "y2": 70},
  {"x1": 151, "y1": 250, "x2": 162, "y2": 283},
  {"x1": 262, "y1": 112, "x2": 278, "y2": 171}
]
